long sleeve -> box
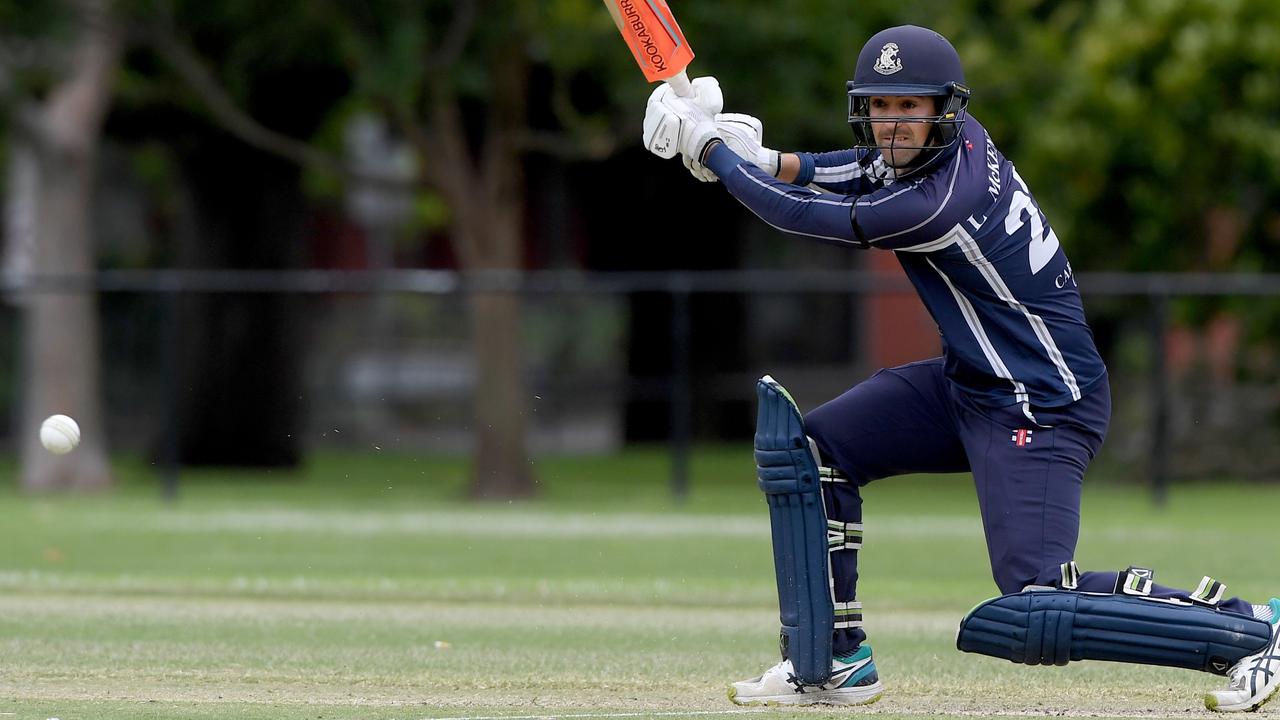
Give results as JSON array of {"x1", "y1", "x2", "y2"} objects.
[
  {"x1": 801, "y1": 148, "x2": 893, "y2": 195},
  {"x1": 705, "y1": 143, "x2": 866, "y2": 248}
]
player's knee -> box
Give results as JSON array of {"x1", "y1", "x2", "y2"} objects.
[
  {"x1": 802, "y1": 405, "x2": 842, "y2": 460},
  {"x1": 801, "y1": 405, "x2": 831, "y2": 443},
  {"x1": 995, "y1": 574, "x2": 1032, "y2": 596},
  {"x1": 993, "y1": 560, "x2": 1058, "y2": 596}
]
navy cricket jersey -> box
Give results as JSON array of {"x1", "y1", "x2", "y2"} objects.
[{"x1": 703, "y1": 115, "x2": 1107, "y2": 409}]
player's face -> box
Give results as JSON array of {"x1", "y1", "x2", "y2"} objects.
[{"x1": 869, "y1": 95, "x2": 936, "y2": 167}]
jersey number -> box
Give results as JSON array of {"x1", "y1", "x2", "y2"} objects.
[{"x1": 1005, "y1": 189, "x2": 1059, "y2": 275}]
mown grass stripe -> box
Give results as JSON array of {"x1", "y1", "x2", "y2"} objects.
[{"x1": 413, "y1": 712, "x2": 767, "y2": 720}]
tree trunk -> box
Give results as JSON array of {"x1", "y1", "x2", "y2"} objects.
[
  {"x1": 19, "y1": 143, "x2": 113, "y2": 491},
  {"x1": 468, "y1": 287, "x2": 534, "y2": 498},
  {"x1": 428, "y1": 23, "x2": 535, "y2": 499},
  {"x1": 455, "y1": 175, "x2": 535, "y2": 497},
  {"x1": 11, "y1": 1, "x2": 120, "y2": 491}
]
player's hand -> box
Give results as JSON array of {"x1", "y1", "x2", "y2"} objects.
[
  {"x1": 661, "y1": 76, "x2": 723, "y2": 182},
  {"x1": 643, "y1": 90, "x2": 721, "y2": 167},
  {"x1": 642, "y1": 83, "x2": 683, "y2": 159},
  {"x1": 648, "y1": 76, "x2": 722, "y2": 115},
  {"x1": 645, "y1": 77, "x2": 716, "y2": 157},
  {"x1": 715, "y1": 113, "x2": 781, "y2": 177},
  {"x1": 682, "y1": 152, "x2": 720, "y2": 182}
]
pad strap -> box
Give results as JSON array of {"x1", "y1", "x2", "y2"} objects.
[
  {"x1": 1059, "y1": 561, "x2": 1080, "y2": 590},
  {"x1": 819, "y1": 465, "x2": 848, "y2": 483},
  {"x1": 822, "y1": 462, "x2": 863, "y2": 638},
  {"x1": 1190, "y1": 576, "x2": 1227, "y2": 607},
  {"x1": 1115, "y1": 566, "x2": 1154, "y2": 596},
  {"x1": 834, "y1": 600, "x2": 863, "y2": 630},
  {"x1": 827, "y1": 520, "x2": 863, "y2": 550}
]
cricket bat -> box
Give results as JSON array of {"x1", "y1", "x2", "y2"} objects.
[{"x1": 603, "y1": 0, "x2": 695, "y2": 97}]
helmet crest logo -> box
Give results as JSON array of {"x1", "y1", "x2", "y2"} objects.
[{"x1": 873, "y1": 42, "x2": 902, "y2": 75}]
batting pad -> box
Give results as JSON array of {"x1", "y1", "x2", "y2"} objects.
[
  {"x1": 957, "y1": 589, "x2": 1273, "y2": 675},
  {"x1": 755, "y1": 375, "x2": 833, "y2": 686}
]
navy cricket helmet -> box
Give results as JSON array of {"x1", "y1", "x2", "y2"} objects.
[{"x1": 847, "y1": 25, "x2": 971, "y2": 177}]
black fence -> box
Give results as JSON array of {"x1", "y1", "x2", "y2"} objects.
[{"x1": 11, "y1": 269, "x2": 1280, "y2": 502}]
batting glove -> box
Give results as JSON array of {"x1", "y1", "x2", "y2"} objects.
[
  {"x1": 643, "y1": 93, "x2": 721, "y2": 168},
  {"x1": 643, "y1": 77, "x2": 723, "y2": 181},
  {"x1": 715, "y1": 113, "x2": 780, "y2": 177}
]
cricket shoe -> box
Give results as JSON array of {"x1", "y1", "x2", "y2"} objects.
[
  {"x1": 1206, "y1": 598, "x2": 1280, "y2": 712},
  {"x1": 727, "y1": 644, "x2": 883, "y2": 706}
]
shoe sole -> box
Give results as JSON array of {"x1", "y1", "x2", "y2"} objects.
[
  {"x1": 1205, "y1": 680, "x2": 1280, "y2": 712},
  {"x1": 728, "y1": 682, "x2": 884, "y2": 707}
]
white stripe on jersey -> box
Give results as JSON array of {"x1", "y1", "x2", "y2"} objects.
[
  {"x1": 856, "y1": 181, "x2": 917, "y2": 208},
  {"x1": 813, "y1": 162, "x2": 861, "y2": 181},
  {"x1": 814, "y1": 155, "x2": 894, "y2": 183},
  {"x1": 732, "y1": 166, "x2": 862, "y2": 244},
  {"x1": 951, "y1": 226, "x2": 1083, "y2": 401},
  {"x1": 925, "y1": 253, "x2": 1030, "y2": 404},
  {"x1": 893, "y1": 232, "x2": 957, "y2": 253}
]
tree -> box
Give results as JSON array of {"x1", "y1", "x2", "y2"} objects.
[
  {"x1": 191, "y1": 0, "x2": 538, "y2": 497},
  {"x1": 136, "y1": 0, "x2": 632, "y2": 498},
  {"x1": 971, "y1": 0, "x2": 1280, "y2": 274},
  {"x1": 1, "y1": 0, "x2": 120, "y2": 491}
]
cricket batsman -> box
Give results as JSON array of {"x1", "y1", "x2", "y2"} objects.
[{"x1": 641, "y1": 25, "x2": 1280, "y2": 711}]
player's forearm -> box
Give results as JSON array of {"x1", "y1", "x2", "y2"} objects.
[
  {"x1": 704, "y1": 143, "x2": 859, "y2": 245},
  {"x1": 804, "y1": 149, "x2": 879, "y2": 194},
  {"x1": 772, "y1": 152, "x2": 817, "y2": 186},
  {"x1": 777, "y1": 153, "x2": 801, "y2": 183},
  {"x1": 769, "y1": 151, "x2": 869, "y2": 185}
]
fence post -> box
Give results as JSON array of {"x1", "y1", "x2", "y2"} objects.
[
  {"x1": 670, "y1": 277, "x2": 692, "y2": 503},
  {"x1": 1149, "y1": 294, "x2": 1170, "y2": 506}
]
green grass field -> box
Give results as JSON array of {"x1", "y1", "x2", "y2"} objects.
[{"x1": 0, "y1": 447, "x2": 1274, "y2": 720}]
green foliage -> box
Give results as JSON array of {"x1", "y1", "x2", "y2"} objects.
[
  {"x1": 6, "y1": 0, "x2": 1277, "y2": 337},
  {"x1": 411, "y1": 190, "x2": 451, "y2": 231},
  {"x1": 992, "y1": 0, "x2": 1280, "y2": 275},
  {"x1": 0, "y1": 0, "x2": 66, "y2": 39},
  {"x1": 590, "y1": 0, "x2": 1280, "y2": 279},
  {"x1": 0, "y1": 1, "x2": 74, "y2": 100},
  {"x1": 607, "y1": 0, "x2": 935, "y2": 149},
  {"x1": 4, "y1": 0, "x2": 1278, "y2": 279}
]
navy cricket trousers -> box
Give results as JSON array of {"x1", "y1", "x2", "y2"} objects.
[
  {"x1": 806, "y1": 357, "x2": 1102, "y2": 654},
  {"x1": 805, "y1": 357, "x2": 1255, "y2": 655}
]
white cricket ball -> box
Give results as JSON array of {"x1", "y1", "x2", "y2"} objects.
[{"x1": 40, "y1": 414, "x2": 81, "y2": 455}]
